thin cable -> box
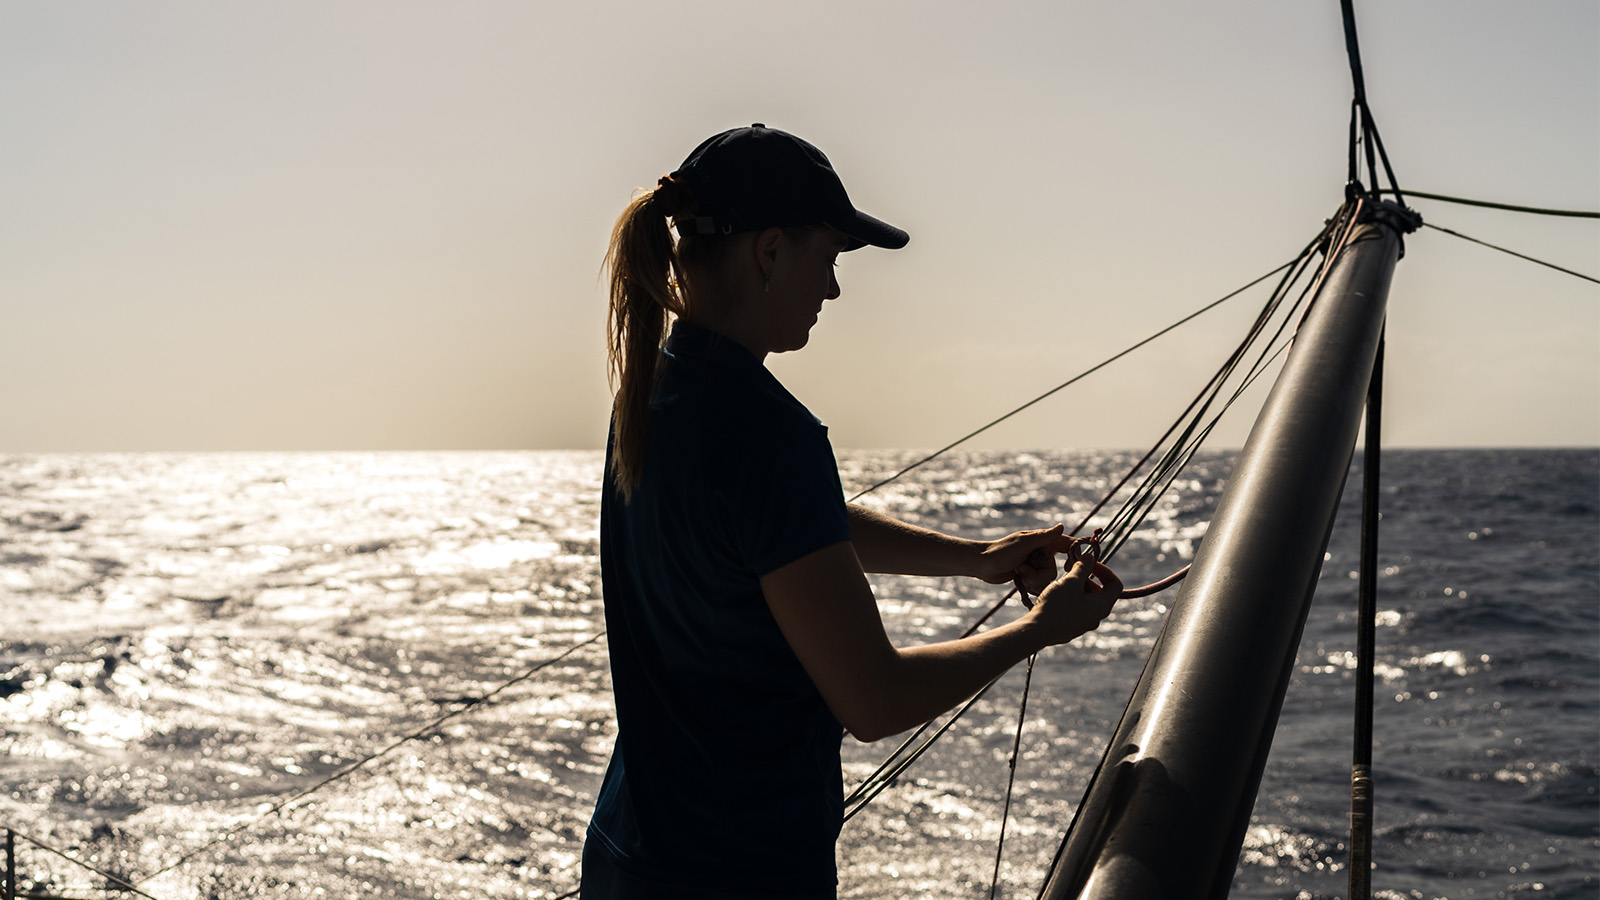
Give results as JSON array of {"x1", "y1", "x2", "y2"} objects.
[
  {"x1": 1105, "y1": 235, "x2": 1309, "y2": 549},
  {"x1": 1421, "y1": 221, "x2": 1600, "y2": 285},
  {"x1": 840, "y1": 241, "x2": 1328, "y2": 807},
  {"x1": 842, "y1": 677, "x2": 1004, "y2": 820},
  {"x1": 1361, "y1": 109, "x2": 1383, "y2": 201},
  {"x1": 844, "y1": 234, "x2": 1333, "y2": 823},
  {"x1": 1293, "y1": 200, "x2": 1365, "y2": 328},
  {"x1": 858, "y1": 232, "x2": 1329, "y2": 671},
  {"x1": 842, "y1": 538, "x2": 1202, "y2": 815},
  {"x1": 987, "y1": 652, "x2": 1035, "y2": 900},
  {"x1": 842, "y1": 580, "x2": 1033, "y2": 817},
  {"x1": 1339, "y1": 0, "x2": 1407, "y2": 207},
  {"x1": 1072, "y1": 233, "x2": 1329, "y2": 542},
  {"x1": 1365, "y1": 110, "x2": 1406, "y2": 209},
  {"x1": 848, "y1": 210, "x2": 1349, "y2": 825},
  {"x1": 1097, "y1": 334, "x2": 1295, "y2": 587},
  {"x1": 1378, "y1": 189, "x2": 1599, "y2": 219},
  {"x1": 958, "y1": 588, "x2": 1020, "y2": 637},
  {"x1": 1079, "y1": 209, "x2": 1336, "y2": 598},
  {"x1": 1120, "y1": 565, "x2": 1189, "y2": 599},
  {"x1": 845, "y1": 260, "x2": 1298, "y2": 502},
  {"x1": 137, "y1": 633, "x2": 606, "y2": 885},
  {"x1": 1346, "y1": 100, "x2": 1361, "y2": 188},
  {"x1": 980, "y1": 344, "x2": 1301, "y2": 884},
  {"x1": 1100, "y1": 306, "x2": 1302, "y2": 566},
  {"x1": 1092, "y1": 209, "x2": 1345, "y2": 560},
  {"x1": 9, "y1": 828, "x2": 165, "y2": 900},
  {"x1": 1339, "y1": 0, "x2": 1369, "y2": 107}
]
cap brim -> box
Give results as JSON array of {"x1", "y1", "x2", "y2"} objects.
[{"x1": 833, "y1": 209, "x2": 909, "y2": 251}]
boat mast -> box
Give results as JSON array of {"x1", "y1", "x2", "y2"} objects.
[{"x1": 1037, "y1": 199, "x2": 1416, "y2": 900}]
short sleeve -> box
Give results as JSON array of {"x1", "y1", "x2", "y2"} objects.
[{"x1": 730, "y1": 416, "x2": 851, "y2": 577}]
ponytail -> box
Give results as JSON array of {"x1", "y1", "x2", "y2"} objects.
[{"x1": 603, "y1": 178, "x2": 688, "y2": 501}]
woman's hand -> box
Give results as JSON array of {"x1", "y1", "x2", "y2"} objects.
[
  {"x1": 976, "y1": 523, "x2": 1078, "y2": 594},
  {"x1": 1024, "y1": 559, "x2": 1123, "y2": 647},
  {"x1": 762, "y1": 542, "x2": 1123, "y2": 742}
]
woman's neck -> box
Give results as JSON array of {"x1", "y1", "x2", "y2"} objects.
[{"x1": 679, "y1": 305, "x2": 769, "y2": 362}]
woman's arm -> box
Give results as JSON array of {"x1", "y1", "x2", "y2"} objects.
[
  {"x1": 847, "y1": 504, "x2": 1075, "y2": 591},
  {"x1": 761, "y1": 541, "x2": 1121, "y2": 742}
]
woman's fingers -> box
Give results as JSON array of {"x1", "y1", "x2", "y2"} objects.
[
  {"x1": 1013, "y1": 546, "x2": 1058, "y2": 593},
  {"x1": 989, "y1": 528, "x2": 1119, "y2": 600},
  {"x1": 982, "y1": 524, "x2": 1064, "y2": 586},
  {"x1": 1029, "y1": 559, "x2": 1122, "y2": 646},
  {"x1": 1088, "y1": 561, "x2": 1123, "y2": 598},
  {"x1": 1047, "y1": 531, "x2": 1080, "y2": 553}
]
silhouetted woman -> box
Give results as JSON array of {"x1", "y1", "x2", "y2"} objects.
[{"x1": 584, "y1": 124, "x2": 1121, "y2": 899}]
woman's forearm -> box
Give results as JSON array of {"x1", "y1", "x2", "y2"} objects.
[
  {"x1": 861, "y1": 616, "x2": 1046, "y2": 739},
  {"x1": 847, "y1": 504, "x2": 984, "y2": 576},
  {"x1": 762, "y1": 542, "x2": 1120, "y2": 744}
]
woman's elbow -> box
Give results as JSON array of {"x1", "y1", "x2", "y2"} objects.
[
  {"x1": 811, "y1": 652, "x2": 912, "y2": 743},
  {"x1": 833, "y1": 696, "x2": 904, "y2": 743},
  {"x1": 841, "y1": 721, "x2": 893, "y2": 744}
]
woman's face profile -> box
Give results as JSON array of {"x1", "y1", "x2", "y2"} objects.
[{"x1": 763, "y1": 226, "x2": 847, "y2": 354}]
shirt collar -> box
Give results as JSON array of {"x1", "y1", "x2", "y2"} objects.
[
  {"x1": 663, "y1": 319, "x2": 765, "y2": 377},
  {"x1": 662, "y1": 320, "x2": 821, "y2": 424}
]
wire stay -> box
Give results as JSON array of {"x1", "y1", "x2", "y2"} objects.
[
  {"x1": 1379, "y1": 189, "x2": 1599, "y2": 220},
  {"x1": 846, "y1": 260, "x2": 1299, "y2": 503},
  {"x1": 1422, "y1": 221, "x2": 1600, "y2": 285}
]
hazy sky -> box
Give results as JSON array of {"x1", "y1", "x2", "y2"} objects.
[{"x1": 3, "y1": 1, "x2": 1596, "y2": 452}]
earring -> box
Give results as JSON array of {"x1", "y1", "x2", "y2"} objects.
[{"x1": 764, "y1": 277, "x2": 770, "y2": 295}]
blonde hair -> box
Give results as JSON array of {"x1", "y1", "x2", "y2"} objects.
[
  {"x1": 603, "y1": 187, "x2": 680, "y2": 501},
  {"x1": 606, "y1": 176, "x2": 747, "y2": 501},
  {"x1": 604, "y1": 177, "x2": 824, "y2": 499}
]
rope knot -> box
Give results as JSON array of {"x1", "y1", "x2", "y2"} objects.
[{"x1": 1066, "y1": 530, "x2": 1103, "y2": 565}]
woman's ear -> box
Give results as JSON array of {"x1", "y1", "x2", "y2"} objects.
[{"x1": 752, "y1": 226, "x2": 785, "y2": 283}]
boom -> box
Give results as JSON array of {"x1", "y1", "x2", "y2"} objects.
[{"x1": 1038, "y1": 201, "x2": 1415, "y2": 900}]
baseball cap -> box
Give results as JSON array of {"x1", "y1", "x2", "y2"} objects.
[{"x1": 670, "y1": 124, "x2": 909, "y2": 251}]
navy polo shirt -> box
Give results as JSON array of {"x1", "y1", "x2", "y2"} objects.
[{"x1": 589, "y1": 321, "x2": 852, "y2": 895}]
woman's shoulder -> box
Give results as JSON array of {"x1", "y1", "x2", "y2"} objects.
[
  {"x1": 646, "y1": 396, "x2": 830, "y2": 513},
  {"x1": 658, "y1": 361, "x2": 829, "y2": 447}
]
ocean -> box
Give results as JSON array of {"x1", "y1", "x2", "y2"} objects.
[{"x1": 1, "y1": 449, "x2": 1594, "y2": 899}]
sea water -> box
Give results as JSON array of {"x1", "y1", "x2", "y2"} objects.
[{"x1": 0, "y1": 449, "x2": 1594, "y2": 899}]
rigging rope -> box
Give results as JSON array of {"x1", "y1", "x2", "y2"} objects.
[
  {"x1": 988, "y1": 649, "x2": 1036, "y2": 900},
  {"x1": 1077, "y1": 202, "x2": 1363, "y2": 575},
  {"x1": 841, "y1": 676, "x2": 1005, "y2": 821},
  {"x1": 1071, "y1": 223, "x2": 1339, "y2": 556},
  {"x1": 117, "y1": 235, "x2": 1353, "y2": 888},
  {"x1": 1421, "y1": 221, "x2": 1600, "y2": 285},
  {"x1": 840, "y1": 242, "x2": 1349, "y2": 825},
  {"x1": 1340, "y1": 0, "x2": 1405, "y2": 206},
  {"x1": 845, "y1": 261, "x2": 1299, "y2": 503},
  {"x1": 1090, "y1": 205, "x2": 1363, "y2": 568},
  {"x1": 1378, "y1": 189, "x2": 1600, "y2": 220},
  {"x1": 126, "y1": 198, "x2": 1490, "y2": 898},
  {"x1": 7, "y1": 827, "x2": 165, "y2": 900},
  {"x1": 112, "y1": 255, "x2": 1307, "y2": 885},
  {"x1": 843, "y1": 215, "x2": 1352, "y2": 824}
]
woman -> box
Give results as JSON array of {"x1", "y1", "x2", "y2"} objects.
[{"x1": 584, "y1": 124, "x2": 1121, "y2": 899}]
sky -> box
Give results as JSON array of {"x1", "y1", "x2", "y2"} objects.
[{"x1": 2, "y1": 1, "x2": 1596, "y2": 452}]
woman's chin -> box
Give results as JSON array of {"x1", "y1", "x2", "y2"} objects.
[{"x1": 772, "y1": 331, "x2": 813, "y2": 354}]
